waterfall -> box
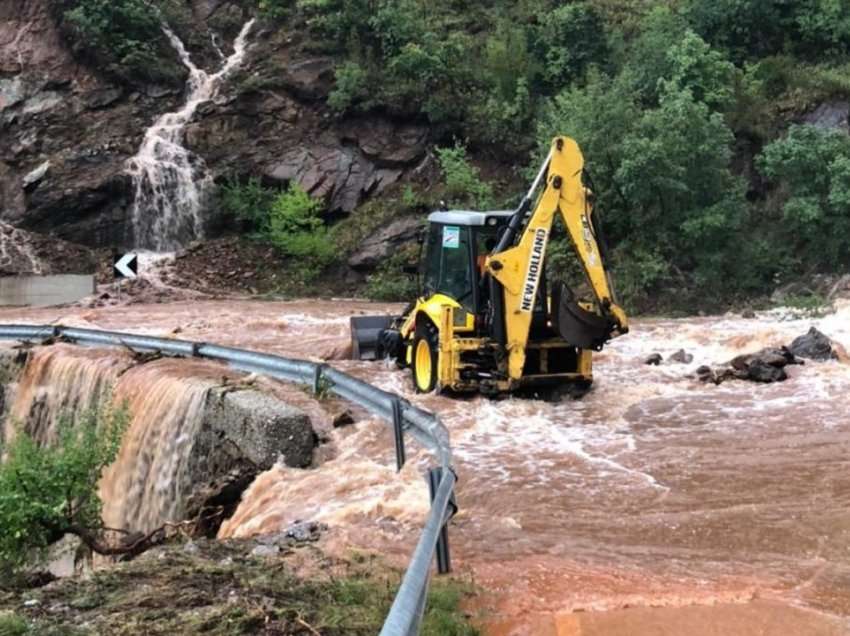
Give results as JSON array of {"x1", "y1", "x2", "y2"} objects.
[
  {"x1": 6, "y1": 346, "x2": 212, "y2": 534},
  {"x1": 126, "y1": 20, "x2": 255, "y2": 251}
]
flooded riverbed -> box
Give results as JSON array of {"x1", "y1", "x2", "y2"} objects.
[{"x1": 3, "y1": 298, "x2": 850, "y2": 634}]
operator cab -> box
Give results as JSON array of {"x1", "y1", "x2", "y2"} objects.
[{"x1": 421, "y1": 211, "x2": 513, "y2": 316}]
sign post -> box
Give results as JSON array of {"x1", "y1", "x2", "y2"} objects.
[{"x1": 113, "y1": 253, "x2": 138, "y2": 302}]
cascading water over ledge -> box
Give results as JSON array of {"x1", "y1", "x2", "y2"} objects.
[{"x1": 126, "y1": 20, "x2": 255, "y2": 252}]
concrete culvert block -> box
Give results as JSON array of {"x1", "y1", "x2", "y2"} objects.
[{"x1": 201, "y1": 388, "x2": 316, "y2": 469}]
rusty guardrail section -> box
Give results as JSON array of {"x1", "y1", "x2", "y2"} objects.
[{"x1": 0, "y1": 324, "x2": 457, "y2": 636}]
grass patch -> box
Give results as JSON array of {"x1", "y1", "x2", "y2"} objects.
[{"x1": 2, "y1": 539, "x2": 478, "y2": 636}]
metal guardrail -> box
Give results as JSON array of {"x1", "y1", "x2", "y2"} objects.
[{"x1": 0, "y1": 324, "x2": 457, "y2": 635}]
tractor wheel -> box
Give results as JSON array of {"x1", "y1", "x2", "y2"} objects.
[{"x1": 412, "y1": 321, "x2": 439, "y2": 393}]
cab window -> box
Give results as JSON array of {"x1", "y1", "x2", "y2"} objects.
[{"x1": 423, "y1": 224, "x2": 474, "y2": 308}]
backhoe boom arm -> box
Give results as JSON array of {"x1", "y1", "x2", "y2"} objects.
[{"x1": 486, "y1": 136, "x2": 628, "y2": 380}]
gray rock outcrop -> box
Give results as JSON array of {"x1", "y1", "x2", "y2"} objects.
[{"x1": 348, "y1": 216, "x2": 423, "y2": 269}]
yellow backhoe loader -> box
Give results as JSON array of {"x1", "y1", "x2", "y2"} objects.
[{"x1": 351, "y1": 136, "x2": 628, "y2": 397}]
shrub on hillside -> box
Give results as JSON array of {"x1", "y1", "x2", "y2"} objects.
[
  {"x1": 757, "y1": 124, "x2": 850, "y2": 269},
  {"x1": 61, "y1": 0, "x2": 182, "y2": 84},
  {"x1": 0, "y1": 406, "x2": 128, "y2": 572}
]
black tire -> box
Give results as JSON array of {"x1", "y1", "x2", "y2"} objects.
[{"x1": 412, "y1": 320, "x2": 439, "y2": 393}]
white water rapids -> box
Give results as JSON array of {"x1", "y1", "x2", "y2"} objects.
[{"x1": 126, "y1": 20, "x2": 255, "y2": 251}]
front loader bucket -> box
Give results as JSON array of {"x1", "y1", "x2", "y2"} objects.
[
  {"x1": 350, "y1": 315, "x2": 395, "y2": 360},
  {"x1": 552, "y1": 284, "x2": 613, "y2": 351}
]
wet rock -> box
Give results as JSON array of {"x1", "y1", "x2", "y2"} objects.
[
  {"x1": 250, "y1": 544, "x2": 279, "y2": 558},
  {"x1": 669, "y1": 349, "x2": 693, "y2": 364},
  {"x1": 332, "y1": 409, "x2": 355, "y2": 428},
  {"x1": 84, "y1": 86, "x2": 123, "y2": 110},
  {"x1": 828, "y1": 275, "x2": 850, "y2": 301},
  {"x1": 700, "y1": 347, "x2": 800, "y2": 384},
  {"x1": 645, "y1": 353, "x2": 663, "y2": 366},
  {"x1": 803, "y1": 101, "x2": 849, "y2": 132},
  {"x1": 22, "y1": 160, "x2": 49, "y2": 189},
  {"x1": 348, "y1": 216, "x2": 422, "y2": 270},
  {"x1": 789, "y1": 327, "x2": 835, "y2": 361},
  {"x1": 279, "y1": 57, "x2": 335, "y2": 100},
  {"x1": 285, "y1": 520, "x2": 326, "y2": 542},
  {"x1": 743, "y1": 359, "x2": 787, "y2": 383}
]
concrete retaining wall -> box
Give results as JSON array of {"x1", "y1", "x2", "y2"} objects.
[{"x1": 0, "y1": 275, "x2": 94, "y2": 307}]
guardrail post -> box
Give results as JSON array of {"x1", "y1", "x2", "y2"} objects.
[
  {"x1": 312, "y1": 364, "x2": 326, "y2": 395},
  {"x1": 392, "y1": 398, "x2": 406, "y2": 471},
  {"x1": 427, "y1": 467, "x2": 455, "y2": 574}
]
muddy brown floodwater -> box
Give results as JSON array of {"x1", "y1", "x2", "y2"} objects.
[{"x1": 3, "y1": 298, "x2": 850, "y2": 635}]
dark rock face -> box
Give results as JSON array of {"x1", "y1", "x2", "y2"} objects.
[
  {"x1": 0, "y1": 0, "x2": 183, "y2": 248},
  {"x1": 0, "y1": 1, "x2": 429, "y2": 253},
  {"x1": 0, "y1": 222, "x2": 96, "y2": 275},
  {"x1": 348, "y1": 216, "x2": 422, "y2": 269},
  {"x1": 803, "y1": 101, "x2": 850, "y2": 133},
  {"x1": 789, "y1": 327, "x2": 835, "y2": 361}
]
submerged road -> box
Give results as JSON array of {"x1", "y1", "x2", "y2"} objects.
[{"x1": 3, "y1": 298, "x2": 850, "y2": 635}]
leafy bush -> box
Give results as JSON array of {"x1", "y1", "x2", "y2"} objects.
[
  {"x1": 435, "y1": 144, "x2": 493, "y2": 209},
  {"x1": 266, "y1": 184, "x2": 335, "y2": 266},
  {"x1": 61, "y1": 0, "x2": 179, "y2": 83},
  {"x1": 219, "y1": 177, "x2": 276, "y2": 227},
  {"x1": 757, "y1": 124, "x2": 850, "y2": 269},
  {"x1": 532, "y1": 3, "x2": 609, "y2": 89},
  {"x1": 220, "y1": 180, "x2": 335, "y2": 282},
  {"x1": 365, "y1": 249, "x2": 420, "y2": 301},
  {"x1": 0, "y1": 406, "x2": 128, "y2": 572},
  {"x1": 258, "y1": 0, "x2": 293, "y2": 20},
  {"x1": 328, "y1": 61, "x2": 369, "y2": 112}
]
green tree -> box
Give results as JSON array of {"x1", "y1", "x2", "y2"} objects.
[
  {"x1": 62, "y1": 0, "x2": 177, "y2": 83},
  {"x1": 0, "y1": 406, "x2": 129, "y2": 572},
  {"x1": 538, "y1": 75, "x2": 747, "y2": 303},
  {"x1": 757, "y1": 124, "x2": 850, "y2": 268},
  {"x1": 436, "y1": 144, "x2": 494, "y2": 209},
  {"x1": 266, "y1": 183, "x2": 335, "y2": 266},
  {"x1": 532, "y1": 3, "x2": 609, "y2": 90}
]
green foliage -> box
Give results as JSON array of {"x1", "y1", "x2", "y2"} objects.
[
  {"x1": 538, "y1": 66, "x2": 746, "y2": 304},
  {"x1": 436, "y1": 144, "x2": 493, "y2": 209},
  {"x1": 219, "y1": 180, "x2": 335, "y2": 282},
  {"x1": 757, "y1": 124, "x2": 850, "y2": 269},
  {"x1": 219, "y1": 177, "x2": 276, "y2": 228},
  {"x1": 62, "y1": 0, "x2": 178, "y2": 83},
  {"x1": 0, "y1": 406, "x2": 128, "y2": 572},
  {"x1": 266, "y1": 184, "x2": 335, "y2": 269},
  {"x1": 258, "y1": 0, "x2": 293, "y2": 20},
  {"x1": 687, "y1": 0, "x2": 850, "y2": 62},
  {"x1": 0, "y1": 613, "x2": 28, "y2": 636},
  {"x1": 328, "y1": 61, "x2": 369, "y2": 112},
  {"x1": 532, "y1": 3, "x2": 609, "y2": 90},
  {"x1": 365, "y1": 249, "x2": 420, "y2": 301}
]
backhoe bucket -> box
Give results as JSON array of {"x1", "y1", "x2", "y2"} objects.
[
  {"x1": 350, "y1": 316, "x2": 395, "y2": 360},
  {"x1": 552, "y1": 284, "x2": 613, "y2": 351}
]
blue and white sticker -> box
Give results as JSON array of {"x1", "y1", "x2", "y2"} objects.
[{"x1": 442, "y1": 226, "x2": 460, "y2": 249}]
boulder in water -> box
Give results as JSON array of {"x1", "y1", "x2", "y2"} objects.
[
  {"x1": 670, "y1": 349, "x2": 693, "y2": 364},
  {"x1": 698, "y1": 347, "x2": 800, "y2": 385},
  {"x1": 645, "y1": 353, "x2": 663, "y2": 366},
  {"x1": 789, "y1": 327, "x2": 835, "y2": 361}
]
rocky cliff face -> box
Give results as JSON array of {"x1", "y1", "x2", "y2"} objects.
[{"x1": 0, "y1": 0, "x2": 427, "y2": 260}]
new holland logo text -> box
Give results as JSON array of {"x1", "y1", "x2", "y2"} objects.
[{"x1": 521, "y1": 229, "x2": 548, "y2": 312}]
